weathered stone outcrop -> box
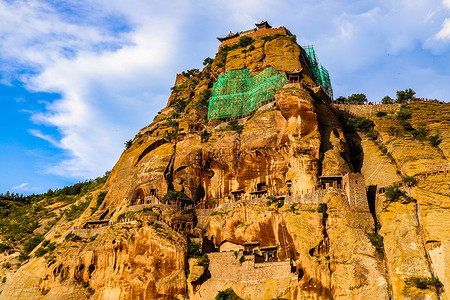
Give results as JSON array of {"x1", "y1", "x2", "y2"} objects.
[
  {"x1": 224, "y1": 37, "x2": 312, "y2": 77},
  {"x1": 39, "y1": 224, "x2": 187, "y2": 300}
]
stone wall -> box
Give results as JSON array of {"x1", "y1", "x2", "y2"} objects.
[
  {"x1": 284, "y1": 188, "x2": 347, "y2": 206},
  {"x1": 219, "y1": 27, "x2": 290, "y2": 48},
  {"x1": 332, "y1": 103, "x2": 401, "y2": 118},
  {"x1": 343, "y1": 173, "x2": 369, "y2": 210},
  {"x1": 74, "y1": 226, "x2": 108, "y2": 239},
  {"x1": 207, "y1": 251, "x2": 294, "y2": 282}
]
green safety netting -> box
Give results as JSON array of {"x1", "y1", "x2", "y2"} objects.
[
  {"x1": 320, "y1": 65, "x2": 333, "y2": 99},
  {"x1": 302, "y1": 45, "x2": 333, "y2": 99},
  {"x1": 207, "y1": 67, "x2": 288, "y2": 120}
]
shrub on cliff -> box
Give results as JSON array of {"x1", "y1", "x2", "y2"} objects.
[
  {"x1": 203, "y1": 57, "x2": 213, "y2": 66},
  {"x1": 238, "y1": 36, "x2": 254, "y2": 48},
  {"x1": 200, "y1": 130, "x2": 211, "y2": 143},
  {"x1": 91, "y1": 191, "x2": 107, "y2": 214},
  {"x1": 197, "y1": 254, "x2": 209, "y2": 266},
  {"x1": 406, "y1": 276, "x2": 442, "y2": 290},
  {"x1": 173, "y1": 97, "x2": 188, "y2": 113},
  {"x1": 18, "y1": 234, "x2": 44, "y2": 261},
  {"x1": 65, "y1": 200, "x2": 90, "y2": 221},
  {"x1": 195, "y1": 89, "x2": 211, "y2": 109},
  {"x1": 411, "y1": 125, "x2": 428, "y2": 140},
  {"x1": 387, "y1": 126, "x2": 400, "y2": 136},
  {"x1": 367, "y1": 232, "x2": 384, "y2": 253},
  {"x1": 227, "y1": 120, "x2": 244, "y2": 134},
  {"x1": 396, "y1": 105, "x2": 412, "y2": 120},
  {"x1": 428, "y1": 133, "x2": 442, "y2": 147},
  {"x1": 384, "y1": 186, "x2": 416, "y2": 204},
  {"x1": 187, "y1": 241, "x2": 201, "y2": 258},
  {"x1": 343, "y1": 117, "x2": 375, "y2": 135},
  {"x1": 181, "y1": 68, "x2": 199, "y2": 78},
  {"x1": 0, "y1": 243, "x2": 10, "y2": 253},
  {"x1": 261, "y1": 33, "x2": 282, "y2": 43},
  {"x1": 402, "y1": 176, "x2": 418, "y2": 187},
  {"x1": 124, "y1": 139, "x2": 133, "y2": 150},
  {"x1": 384, "y1": 186, "x2": 403, "y2": 202},
  {"x1": 215, "y1": 288, "x2": 243, "y2": 300},
  {"x1": 162, "y1": 190, "x2": 188, "y2": 203}
]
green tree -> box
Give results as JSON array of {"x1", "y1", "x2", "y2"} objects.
[
  {"x1": 381, "y1": 96, "x2": 394, "y2": 104},
  {"x1": 124, "y1": 139, "x2": 133, "y2": 150},
  {"x1": 173, "y1": 97, "x2": 188, "y2": 113},
  {"x1": 396, "y1": 88, "x2": 415, "y2": 103},
  {"x1": 237, "y1": 36, "x2": 254, "y2": 48},
  {"x1": 182, "y1": 69, "x2": 199, "y2": 78},
  {"x1": 195, "y1": 88, "x2": 211, "y2": 109},
  {"x1": 396, "y1": 105, "x2": 412, "y2": 120},
  {"x1": 203, "y1": 57, "x2": 213, "y2": 66},
  {"x1": 347, "y1": 93, "x2": 367, "y2": 104},
  {"x1": 335, "y1": 96, "x2": 347, "y2": 103}
]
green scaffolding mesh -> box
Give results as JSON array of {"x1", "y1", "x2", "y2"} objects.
[
  {"x1": 320, "y1": 66, "x2": 333, "y2": 99},
  {"x1": 302, "y1": 45, "x2": 333, "y2": 99},
  {"x1": 207, "y1": 67, "x2": 288, "y2": 120},
  {"x1": 303, "y1": 46, "x2": 321, "y2": 84}
]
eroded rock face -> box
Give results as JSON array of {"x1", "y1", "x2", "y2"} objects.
[
  {"x1": 101, "y1": 80, "x2": 341, "y2": 213},
  {"x1": 377, "y1": 199, "x2": 439, "y2": 300},
  {"x1": 189, "y1": 191, "x2": 388, "y2": 300},
  {"x1": 224, "y1": 37, "x2": 312, "y2": 77},
  {"x1": 39, "y1": 224, "x2": 187, "y2": 300}
]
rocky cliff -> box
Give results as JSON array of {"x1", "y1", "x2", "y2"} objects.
[{"x1": 1, "y1": 24, "x2": 449, "y2": 300}]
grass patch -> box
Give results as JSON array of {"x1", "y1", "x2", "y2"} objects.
[
  {"x1": 210, "y1": 210, "x2": 229, "y2": 216},
  {"x1": 215, "y1": 120, "x2": 244, "y2": 134}
]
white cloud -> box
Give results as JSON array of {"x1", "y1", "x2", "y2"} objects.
[
  {"x1": 436, "y1": 18, "x2": 450, "y2": 40},
  {"x1": 444, "y1": 0, "x2": 450, "y2": 8},
  {"x1": 0, "y1": 0, "x2": 187, "y2": 179},
  {"x1": 29, "y1": 129, "x2": 62, "y2": 148},
  {"x1": 12, "y1": 182, "x2": 41, "y2": 192},
  {"x1": 12, "y1": 183, "x2": 29, "y2": 190}
]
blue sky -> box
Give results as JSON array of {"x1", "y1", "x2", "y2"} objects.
[{"x1": 1, "y1": 0, "x2": 450, "y2": 195}]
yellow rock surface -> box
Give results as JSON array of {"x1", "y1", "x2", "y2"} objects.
[
  {"x1": 360, "y1": 135, "x2": 402, "y2": 187},
  {"x1": 413, "y1": 173, "x2": 450, "y2": 300},
  {"x1": 378, "y1": 199, "x2": 439, "y2": 300}
]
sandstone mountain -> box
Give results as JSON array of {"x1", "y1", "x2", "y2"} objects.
[{"x1": 0, "y1": 23, "x2": 449, "y2": 300}]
